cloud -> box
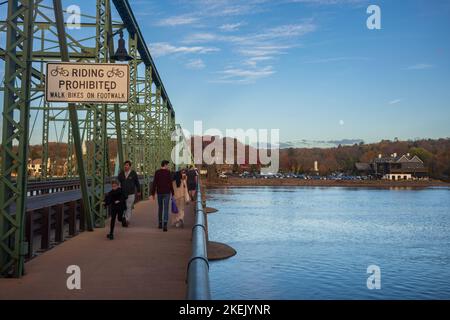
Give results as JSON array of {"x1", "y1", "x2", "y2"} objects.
[
  {"x1": 149, "y1": 42, "x2": 220, "y2": 57},
  {"x1": 155, "y1": 15, "x2": 199, "y2": 27},
  {"x1": 244, "y1": 56, "x2": 275, "y2": 66},
  {"x1": 389, "y1": 99, "x2": 402, "y2": 105},
  {"x1": 185, "y1": 23, "x2": 315, "y2": 44},
  {"x1": 255, "y1": 23, "x2": 316, "y2": 40},
  {"x1": 153, "y1": 0, "x2": 270, "y2": 30},
  {"x1": 188, "y1": 0, "x2": 270, "y2": 17},
  {"x1": 303, "y1": 56, "x2": 370, "y2": 64},
  {"x1": 152, "y1": 3, "x2": 317, "y2": 84},
  {"x1": 239, "y1": 45, "x2": 291, "y2": 57},
  {"x1": 219, "y1": 23, "x2": 244, "y2": 32},
  {"x1": 216, "y1": 65, "x2": 276, "y2": 83},
  {"x1": 185, "y1": 22, "x2": 316, "y2": 45},
  {"x1": 182, "y1": 21, "x2": 315, "y2": 83},
  {"x1": 406, "y1": 64, "x2": 434, "y2": 70},
  {"x1": 184, "y1": 33, "x2": 219, "y2": 44},
  {"x1": 289, "y1": 0, "x2": 366, "y2": 5},
  {"x1": 186, "y1": 59, "x2": 206, "y2": 69}
]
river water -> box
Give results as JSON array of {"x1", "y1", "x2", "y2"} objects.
[{"x1": 207, "y1": 186, "x2": 450, "y2": 299}]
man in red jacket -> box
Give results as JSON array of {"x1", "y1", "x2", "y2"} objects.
[{"x1": 150, "y1": 160, "x2": 174, "y2": 232}]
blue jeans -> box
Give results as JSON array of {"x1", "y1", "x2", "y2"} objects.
[{"x1": 157, "y1": 194, "x2": 171, "y2": 224}]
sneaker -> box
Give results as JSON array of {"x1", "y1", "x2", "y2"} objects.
[
  {"x1": 158, "y1": 222, "x2": 162, "y2": 229},
  {"x1": 122, "y1": 219, "x2": 127, "y2": 227},
  {"x1": 163, "y1": 223, "x2": 168, "y2": 232}
]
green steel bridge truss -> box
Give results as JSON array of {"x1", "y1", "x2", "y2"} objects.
[{"x1": 0, "y1": 0, "x2": 177, "y2": 277}]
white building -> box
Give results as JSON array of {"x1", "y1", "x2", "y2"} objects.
[{"x1": 27, "y1": 159, "x2": 42, "y2": 177}]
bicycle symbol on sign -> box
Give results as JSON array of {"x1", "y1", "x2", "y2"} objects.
[
  {"x1": 50, "y1": 66, "x2": 69, "y2": 77},
  {"x1": 107, "y1": 67, "x2": 125, "y2": 78}
]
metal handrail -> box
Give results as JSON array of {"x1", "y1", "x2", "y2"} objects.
[
  {"x1": 26, "y1": 175, "x2": 146, "y2": 191},
  {"x1": 186, "y1": 181, "x2": 211, "y2": 300}
]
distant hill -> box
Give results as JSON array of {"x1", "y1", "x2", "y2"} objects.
[
  {"x1": 279, "y1": 139, "x2": 364, "y2": 149},
  {"x1": 278, "y1": 138, "x2": 450, "y2": 180},
  {"x1": 14, "y1": 137, "x2": 449, "y2": 181},
  {"x1": 191, "y1": 137, "x2": 450, "y2": 181}
]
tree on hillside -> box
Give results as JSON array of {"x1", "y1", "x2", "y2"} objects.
[{"x1": 409, "y1": 147, "x2": 433, "y2": 163}]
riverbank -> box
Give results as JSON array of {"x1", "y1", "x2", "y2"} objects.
[{"x1": 205, "y1": 177, "x2": 450, "y2": 188}]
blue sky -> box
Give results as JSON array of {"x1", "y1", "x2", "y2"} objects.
[
  {"x1": 0, "y1": 0, "x2": 449, "y2": 145},
  {"x1": 130, "y1": 0, "x2": 450, "y2": 143}
]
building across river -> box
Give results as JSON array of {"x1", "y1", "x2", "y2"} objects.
[{"x1": 356, "y1": 153, "x2": 428, "y2": 180}]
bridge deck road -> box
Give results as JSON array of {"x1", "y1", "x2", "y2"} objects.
[{"x1": 0, "y1": 199, "x2": 196, "y2": 300}]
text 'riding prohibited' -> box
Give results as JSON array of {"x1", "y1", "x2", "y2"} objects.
[{"x1": 45, "y1": 63, "x2": 130, "y2": 103}]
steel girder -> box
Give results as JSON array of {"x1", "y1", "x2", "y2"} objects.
[
  {"x1": 52, "y1": 0, "x2": 94, "y2": 232},
  {"x1": 153, "y1": 87, "x2": 163, "y2": 166},
  {"x1": 0, "y1": 0, "x2": 34, "y2": 277},
  {"x1": 125, "y1": 33, "x2": 138, "y2": 167},
  {"x1": 111, "y1": 0, "x2": 174, "y2": 113},
  {"x1": 0, "y1": 0, "x2": 177, "y2": 277},
  {"x1": 161, "y1": 100, "x2": 170, "y2": 165},
  {"x1": 91, "y1": 0, "x2": 111, "y2": 227},
  {"x1": 141, "y1": 66, "x2": 154, "y2": 198}
]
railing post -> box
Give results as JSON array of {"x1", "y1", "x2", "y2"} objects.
[
  {"x1": 79, "y1": 200, "x2": 86, "y2": 232},
  {"x1": 68, "y1": 201, "x2": 76, "y2": 236},
  {"x1": 54, "y1": 204, "x2": 64, "y2": 243},
  {"x1": 40, "y1": 207, "x2": 51, "y2": 250},
  {"x1": 25, "y1": 210, "x2": 34, "y2": 260}
]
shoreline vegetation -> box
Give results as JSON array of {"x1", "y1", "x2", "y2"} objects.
[
  {"x1": 205, "y1": 177, "x2": 450, "y2": 188},
  {"x1": 187, "y1": 137, "x2": 450, "y2": 181}
]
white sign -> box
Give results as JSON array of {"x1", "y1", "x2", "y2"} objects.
[{"x1": 45, "y1": 63, "x2": 129, "y2": 103}]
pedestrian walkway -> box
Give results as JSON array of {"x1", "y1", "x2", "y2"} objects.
[{"x1": 0, "y1": 199, "x2": 195, "y2": 300}]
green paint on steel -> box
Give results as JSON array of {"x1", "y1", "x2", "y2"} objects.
[
  {"x1": 0, "y1": 0, "x2": 34, "y2": 277},
  {"x1": 0, "y1": 0, "x2": 178, "y2": 277}
]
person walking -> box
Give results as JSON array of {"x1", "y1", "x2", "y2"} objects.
[
  {"x1": 170, "y1": 170, "x2": 188, "y2": 228},
  {"x1": 118, "y1": 160, "x2": 140, "y2": 227},
  {"x1": 186, "y1": 165, "x2": 198, "y2": 201},
  {"x1": 104, "y1": 180, "x2": 127, "y2": 240},
  {"x1": 150, "y1": 160, "x2": 174, "y2": 232}
]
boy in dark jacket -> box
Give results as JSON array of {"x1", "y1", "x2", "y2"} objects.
[{"x1": 104, "y1": 180, "x2": 127, "y2": 240}]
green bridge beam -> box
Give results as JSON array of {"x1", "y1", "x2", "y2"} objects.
[{"x1": 0, "y1": 0, "x2": 178, "y2": 277}]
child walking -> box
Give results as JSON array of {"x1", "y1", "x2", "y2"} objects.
[{"x1": 104, "y1": 180, "x2": 127, "y2": 240}]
